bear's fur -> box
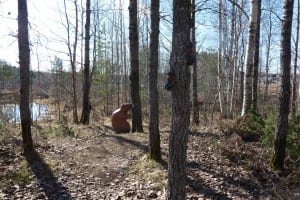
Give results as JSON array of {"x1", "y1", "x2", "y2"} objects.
[{"x1": 111, "y1": 103, "x2": 132, "y2": 133}]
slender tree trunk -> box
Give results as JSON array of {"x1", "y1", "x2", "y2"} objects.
[
  {"x1": 242, "y1": 0, "x2": 259, "y2": 116},
  {"x1": 90, "y1": 3, "x2": 98, "y2": 91},
  {"x1": 149, "y1": 0, "x2": 161, "y2": 161},
  {"x1": 72, "y1": 0, "x2": 79, "y2": 124},
  {"x1": 167, "y1": 0, "x2": 191, "y2": 198},
  {"x1": 222, "y1": 1, "x2": 230, "y2": 118},
  {"x1": 80, "y1": 0, "x2": 84, "y2": 73},
  {"x1": 122, "y1": 7, "x2": 129, "y2": 103},
  {"x1": 252, "y1": 0, "x2": 262, "y2": 112},
  {"x1": 192, "y1": 0, "x2": 200, "y2": 125},
  {"x1": 111, "y1": 13, "x2": 115, "y2": 111},
  {"x1": 264, "y1": 19, "x2": 271, "y2": 101},
  {"x1": 64, "y1": 0, "x2": 79, "y2": 123},
  {"x1": 229, "y1": 1, "x2": 236, "y2": 117},
  {"x1": 80, "y1": 0, "x2": 91, "y2": 124},
  {"x1": 238, "y1": 0, "x2": 246, "y2": 112},
  {"x1": 292, "y1": 0, "x2": 300, "y2": 118},
  {"x1": 271, "y1": 0, "x2": 293, "y2": 170},
  {"x1": 18, "y1": 0, "x2": 33, "y2": 153},
  {"x1": 239, "y1": 41, "x2": 246, "y2": 112},
  {"x1": 129, "y1": 0, "x2": 143, "y2": 132},
  {"x1": 116, "y1": 2, "x2": 121, "y2": 108},
  {"x1": 218, "y1": 0, "x2": 225, "y2": 116}
]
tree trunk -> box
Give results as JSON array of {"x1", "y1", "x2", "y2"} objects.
[
  {"x1": 129, "y1": 0, "x2": 143, "y2": 133},
  {"x1": 64, "y1": 0, "x2": 79, "y2": 123},
  {"x1": 252, "y1": 0, "x2": 262, "y2": 112},
  {"x1": 229, "y1": 1, "x2": 236, "y2": 117},
  {"x1": 18, "y1": 0, "x2": 33, "y2": 153},
  {"x1": 192, "y1": 0, "x2": 200, "y2": 125},
  {"x1": 264, "y1": 10, "x2": 272, "y2": 102},
  {"x1": 218, "y1": 0, "x2": 225, "y2": 116},
  {"x1": 167, "y1": 0, "x2": 191, "y2": 198},
  {"x1": 271, "y1": 0, "x2": 293, "y2": 170},
  {"x1": 80, "y1": 0, "x2": 91, "y2": 124},
  {"x1": 242, "y1": 0, "x2": 259, "y2": 116},
  {"x1": 292, "y1": 0, "x2": 300, "y2": 118},
  {"x1": 148, "y1": 0, "x2": 161, "y2": 161},
  {"x1": 72, "y1": 0, "x2": 79, "y2": 124}
]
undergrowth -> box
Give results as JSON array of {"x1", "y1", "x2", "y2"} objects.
[
  {"x1": 0, "y1": 160, "x2": 31, "y2": 189},
  {"x1": 218, "y1": 110, "x2": 300, "y2": 160},
  {"x1": 129, "y1": 154, "x2": 167, "y2": 190},
  {"x1": 261, "y1": 111, "x2": 300, "y2": 160},
  {"x1": 40, "y1": 116, "x2": 75, "y2": 138},
  {"x1": 236, "y1": 111, "x2": 300, "y2": 160}
]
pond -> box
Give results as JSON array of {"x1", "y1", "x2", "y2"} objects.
[{"x1": 0, "y1": 102, "x2": 49, "y2": 123}]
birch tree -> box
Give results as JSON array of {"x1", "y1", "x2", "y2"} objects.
[
  {"x1": 241, "y1": 0, "x2": 259, "y2": 116},
  {"x1": 218, "y1": 0, "x2": 225, "y2": 116},
  {"x1": 291, "y1": 0, "x2": 299, "y2": 118}
]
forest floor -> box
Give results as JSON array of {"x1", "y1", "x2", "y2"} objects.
[{"x1": 0, "y1": 116, "x2": 300, "y2": 200}]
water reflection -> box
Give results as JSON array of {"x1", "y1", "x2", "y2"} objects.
[{"x1": 0, "y1": 102, "x2": 49, "y2": 123}]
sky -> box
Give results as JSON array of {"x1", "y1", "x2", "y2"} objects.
[
  {"x1": 0, "y1": 0, "x2": 132, "y2": 72},
  {"x1": 0, "y1": 0, "x2": 65, "y2": 71},
  {"x1": 0, "y1": 0, "x2": 218, "y2": 72}
]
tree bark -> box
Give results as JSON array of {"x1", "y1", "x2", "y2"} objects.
[
  {"x1": 80, "y1": 0, "x2": 91, "y2": 124},
  {"x1": 64, "y1": 0, "x2": 79, "y2": 124},
  {"x1": 192, "y1": 0, "x2": 200, "y2": 125},
  {"x1": 252, "y1": 0, "x2": 262, "y2": 112},
  {"x1": 242, "y1": 0, "x2": 259, "y2": 116},
  {"x1": 218, "y1": 0, "x2": 225, "y2": 116},
  {"x1": 18, "y1": 0, "x2": 33, "y2": 153},
  {"x1": 291, "y1": 0, "x2": 300, "y2": 118},
  {"x1": 167, "y1": 0, "x2": 191, "y2": 198},
  {"x1": 229, "y1": 1, "x2": 236, "y2": 117},
  {"x1": 148, "y1": 0, "x2": 161, "y2": 161},
  {"x1": 271, "y1": 0, "x2": 293, "y2": 170},
  {"x1": 264, "y1": 7, "x2": 272, "y2": 101},
  {"x1": 129, "y1": 0, "x2": 143, "y2": 133}
]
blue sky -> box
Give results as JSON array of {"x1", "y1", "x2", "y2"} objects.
[
  {"x1": 0, "y1": 0, "x2": 66, "y2": 71},
  {"x1": 0, "y1": 0, "x2": 220, "y2": 72},
  {"x1": 0, "y1": 0, "x2": 288, "y2": 74}
]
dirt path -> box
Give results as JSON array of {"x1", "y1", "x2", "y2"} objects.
[{"x1": 0, "y1": 121, "x2": 299, "y2": 199}]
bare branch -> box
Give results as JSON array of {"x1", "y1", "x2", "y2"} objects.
[{"x1": 227, "y1": 0, "x2": 249, "y2": 19}]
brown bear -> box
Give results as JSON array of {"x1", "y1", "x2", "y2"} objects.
[{"x1": 111, "y1": 103, "x2": 132, "y2": 133}]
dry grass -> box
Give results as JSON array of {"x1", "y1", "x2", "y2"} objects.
[{"x1": 129, "y1": 154, "x2": 167, "y2": 190}]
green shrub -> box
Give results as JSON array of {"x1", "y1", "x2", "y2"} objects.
[
  {"x1": 9, "y1": 161, "x2": 31, "y2": 185},
  {"x1": 261, "y1": 112, "x2": 300, "y2": 160},
  {"x1": 58, "y1": 116, "x2": 75, "y2": 137},
  {"x1": 261, "y1": 110, "x2": 276, "y2": 147},
  {"x1": 40, "y1": 116, "x2": 75, "y2": 138},
  {"x1": 233, "y1": 111, "x2": 265, "y2": 142},
  {"x1": 0, "y1": 160, "x2": 31, "y2": 188},
  {"x1": 287, "y1": 116, "x2": 300, "y2": 159}
]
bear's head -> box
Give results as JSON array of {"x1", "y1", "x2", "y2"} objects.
[{"x1": 120, "y1": 103, "x2": 132, "y2": 113}]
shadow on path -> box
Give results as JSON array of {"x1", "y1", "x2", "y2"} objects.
[
  {"x1": 103, "y1": 133, "x2": 149, "y2": 153},
  {"x1": 25, "y1": 150, "x2": 71, "y2": 200},
  {"x1": 187, "y1": 177, "x2": 230, "y2": 200},
  {"x1": 103, "y1": 134, "x2": 168, "y2": 168}
]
